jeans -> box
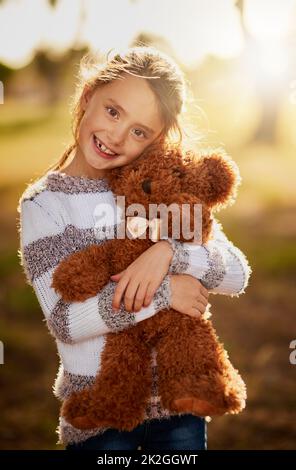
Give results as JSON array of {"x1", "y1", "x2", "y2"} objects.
[{"x1": 66, "y1": 414, "x2": 207, "y2": 451}]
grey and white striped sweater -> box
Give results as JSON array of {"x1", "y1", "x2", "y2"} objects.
[{"x1": 17, "y1": 170, "x2": 251, "y2": 446}]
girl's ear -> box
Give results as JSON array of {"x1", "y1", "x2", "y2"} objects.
[{"x1": 81, "y1": 85, "x2": 93, "y2": 111}]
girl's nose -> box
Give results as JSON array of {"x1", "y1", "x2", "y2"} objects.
[{"x1": 108, "y1": 125, "x2": 127, "y2": 148}]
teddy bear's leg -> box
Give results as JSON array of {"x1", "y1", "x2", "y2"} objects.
[
  {"x1": 62, "y1": 326, "x2": 153, "y2": 431},
  {"x1": 156, "y1": 310, "x2": 246, "y2": 417}
]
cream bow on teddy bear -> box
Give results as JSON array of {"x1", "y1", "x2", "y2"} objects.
[{"x1": 126, "y1": 216, "x2": 163, "y2": 242}]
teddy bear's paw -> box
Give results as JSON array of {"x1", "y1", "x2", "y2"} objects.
[
  {"x1": 70, "y1": 415, "x2": 99, "y2": 430},
  {"x1": 172, "y1": 397, "x2": 227, "y2": 416}
]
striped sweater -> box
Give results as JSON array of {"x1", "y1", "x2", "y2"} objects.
[{"x1": 17, "y1": 170, "x2": 251, "y2": 446}]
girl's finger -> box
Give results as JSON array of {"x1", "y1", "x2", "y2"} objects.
[
  {"x1": 200, "y1": 286, "x2": 209, "y2": 298},
  {"x1": 196, "y1": 294, "x2": 208, "y2": 308},
  {"x1": 110, "y1": 271, "x2": 124, "y2": 280},
  {"x1": 190, "y1": 307, "x2": 201, "y2": 319},
  {"x1": 124, "y1": 280, "x2": 140, "y2": 312},
  {"x1": 195, "y1": 301, "x2": 207, "y2": 314},
  {"x1": 143, "y1": 282, "x2": 158, "y2": 307},
  {"x1": 112, "y1": 276, "x2": 130, "y2": 310},
  {"x1": 133, "y1": 282, "x2": 149, "y2": 312}
]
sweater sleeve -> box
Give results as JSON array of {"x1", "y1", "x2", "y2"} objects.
[
  {"x1": 18, "y1": 199, "x2": 171, "y2": 345},
  {"x1": 167, "y1": 219, "x2": 251, "y2": 296}
]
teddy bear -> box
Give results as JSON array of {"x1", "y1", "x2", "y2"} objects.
[{"x1": 51, "y1": 140, "x2": 246, "y2": 431}]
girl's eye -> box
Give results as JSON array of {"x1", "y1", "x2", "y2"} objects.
[
  {"x1": 105, "y1": 106, "x2": 119, "y2": 118},
  {"x1": 105, "y1": 106, "x2": 146, "y2": 139},
  {"x1": 132, "y1": 128, "x2": 147, "y2": 139}
]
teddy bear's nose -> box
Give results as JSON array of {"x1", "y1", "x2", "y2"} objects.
[
  {"x1": 173, "y1": 167, "x2": 185, "y2": 178},
  {"x1": 142, "y1": 179, "x2": 152, "y2": 194}
]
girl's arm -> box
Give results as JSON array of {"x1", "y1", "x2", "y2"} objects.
[
  {"x1": 167, "y1": 219, "x2": 251, "y2": 296},
  {"x1": 18, "y1": 199, "x2": 171, "y2": 346},
  {"x1": 112, "y1": 218, "x2": 251, "y2": 310}
]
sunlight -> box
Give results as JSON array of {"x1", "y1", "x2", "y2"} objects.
[
  {"x1": 81, "y1": 0, "x2": 138, "y2": 55},
  {"x1": 252, "y1": 43, "x2": 290, "y2": 84},
  {"x1": 0, "y1": 0, "x2": 245, "y2": 69},
  {"x1": 0, "y1": 0, "x2": 81, "y2": 67},
  {"x1": 42, "y1": 0, "x2": 81, "y2": 55},
  {"x1": 135, "y1": 0, "x2": 244, "y2": 67},
  {"x1": 1, "y1": 0, "x2": 295, "y2": 73},
  {"x1": 244, "y1": 0, "x2": 296, "y2": 41},
  {"x1": 242, "y1": 0, "x2": 296, "y2": 91},
  {"x1": 0, "y1": 0, "x2": 46, "y2": 68}
]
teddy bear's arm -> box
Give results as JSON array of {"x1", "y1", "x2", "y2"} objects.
[
  {"x1": 167, "y1": 219, "x2": 251, "y2": 296},
  {"x1": 51, "y1": 243, "x2": 111, "y2": 302}
]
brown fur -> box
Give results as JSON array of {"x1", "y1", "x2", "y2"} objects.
[{"x1": 51, "y1": 141, "x2": 246, "y2": 431}]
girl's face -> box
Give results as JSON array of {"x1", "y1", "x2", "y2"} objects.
[{"x1": 76, "y1": 73, "x2": 164, "y2": 176}]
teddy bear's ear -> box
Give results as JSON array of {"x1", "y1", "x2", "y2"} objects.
[{"x1": 182, "y1": 149, "x2": 241, "y2": 208}]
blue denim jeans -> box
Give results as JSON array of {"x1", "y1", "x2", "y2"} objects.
[{"x1": 66, "y1": 414, "x2": 207, "y2": 451}]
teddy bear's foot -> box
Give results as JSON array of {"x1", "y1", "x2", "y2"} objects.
[
  {"x1": 159, "y1": 376, "x2": 237, "y2": 417},
  {"x1": 85, "y1": 404, "x2": 146, "y2": 432},
  {"x1": 73, "y1": 388, "x2": 149, "y2": 432},
  {"x1": 66, "y1": 403, "x2": 145, "y2": 431},
  {"x1": 172, "y1": 397, "x2": 227, "y2": 416},
  {"x1": 61, "y1": 390, "x2": 94, "y2": 429}
]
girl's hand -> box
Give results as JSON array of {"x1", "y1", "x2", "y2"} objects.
[
  {"x1": 111, "y1": 241, "x2": 173, "y2": 312},
  {"x1": 170, "y1": 274, "x2": 209, "y2": 318}
]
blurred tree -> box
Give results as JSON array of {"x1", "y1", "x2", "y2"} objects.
[
  {"x1": 48, "y1": 0, "x2": 59, "y2": 7},
  {"x1": 236, "y1": 0, "x2": 294, "y2": 144},
  {"x1": 33, "y1": 48, "x2": 87, "y2": 104},
  {"x1": 0, "y1": 61, "x2": 14, "y2": 83},
  {"x1": 236, "y1": 0, "x2": 277, "y2": 143}
]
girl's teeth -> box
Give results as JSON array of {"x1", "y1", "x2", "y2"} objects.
[{"x1": 95, "y1": 137, "x2": 116, "y2": 155}]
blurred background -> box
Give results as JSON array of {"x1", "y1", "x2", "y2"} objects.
[{"x1": 0, "y1": 0, "x2": 296, "y2": 450}]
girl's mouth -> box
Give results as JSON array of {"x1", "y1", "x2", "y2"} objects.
[{"x1": 92, "y1": 135, "x2": 120, "y2": 160}]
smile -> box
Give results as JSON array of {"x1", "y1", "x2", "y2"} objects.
[{"x1": 93, "y1": 135, "x2": 119, "y2": 159}]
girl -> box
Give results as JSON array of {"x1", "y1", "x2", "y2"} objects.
[{"x1": 18, "y1": 46, "x2": 251, "y2": 451}]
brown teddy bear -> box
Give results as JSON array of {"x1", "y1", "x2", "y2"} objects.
[{"x1": 51, "y1": 141, "x2": 246, "y2": 431}]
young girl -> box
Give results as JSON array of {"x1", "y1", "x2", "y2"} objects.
[{"x1": 18, "y1": 46, "x2": 251, "y2": 451}]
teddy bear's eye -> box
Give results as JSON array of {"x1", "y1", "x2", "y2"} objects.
[
  {"x1": 173, "y1": 168, "x2": 185, "y2": 178},
  {"x1": 142, "y1": 179, "x2": 152, "y2": 194}
]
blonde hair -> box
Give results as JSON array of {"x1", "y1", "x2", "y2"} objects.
[{"x1": 45, "y1": 45, "x2": 190, "y2": 173}]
